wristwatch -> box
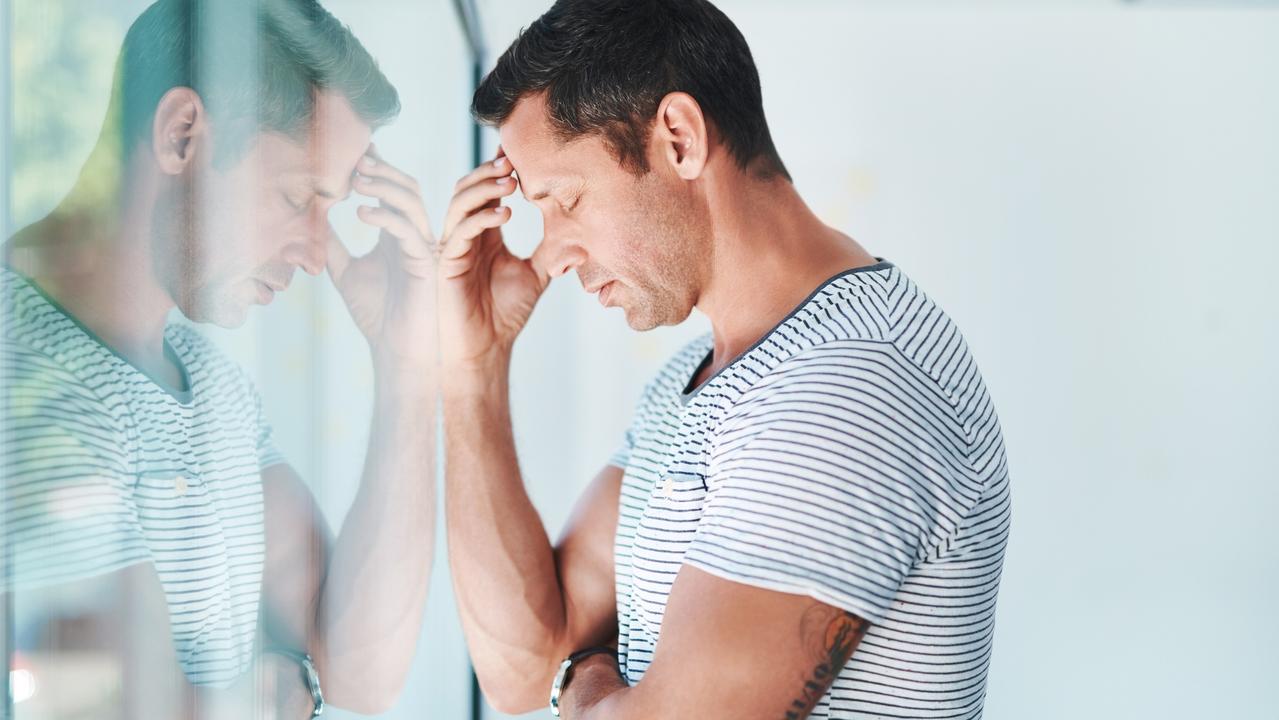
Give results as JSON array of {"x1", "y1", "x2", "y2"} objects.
[
  {"x1": 264, "y1": 648, "x2": 325, "y2": 718},
  {"x1": 549, "y1": 647, "x2": 618, "y2": 717}
]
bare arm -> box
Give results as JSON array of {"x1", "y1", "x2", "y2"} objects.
[
  {"x1": 258, "y1": 146, "x2": 440, "y2": 715},
  {"x1": 437, "y1": 150, "x2": 624, "y2": 714},
  {"x1": 259, "y1": 367, "x2": 434, "y2": 714},
  {"x1": 444, "y1": 365, "x2": 622, "y2": 712},
  {"x1": 559, "y1": 566, "x2": 869, "y2": 720}
]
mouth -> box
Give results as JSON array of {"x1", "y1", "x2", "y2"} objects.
[
  {"x1": 594, "y1": 280, "x2": 615, "y2": 307},
  {"x1": 254, "y1": 279, "x2": 279, "y2": 304}
]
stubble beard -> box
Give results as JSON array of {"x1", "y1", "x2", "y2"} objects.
[
  {"x1": 619, "y1": 178, "x2": 709, "y2": 332},
  {"x1": 152, "y1": 178, "x2": 246, "y2": 328}
]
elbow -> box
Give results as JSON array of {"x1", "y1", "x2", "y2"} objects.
[
  {"x1": 479, "y1": 680, "x2": 547, "y2": 717},
  {"x1": 324, "y1": 681, "x2": 401, "y2": 716},
  {"x1": 320, "y1": 657, "x2": 413, "y2": 716},
  {"x1": 474, "y1": 659, "x2": 555, "y2": 716},
  {"x1": 329, "y1": 694, "x2": 397, "y2": 717},
  {"x1": 324, "y1": 681, "x2": 402, "y2": 716}
]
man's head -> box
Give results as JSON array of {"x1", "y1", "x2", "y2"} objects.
[
  {"x1": 473, "y1": 0, "x2": 787, "y2": 331},
  {"x1": 108, "y1": 0, "x2": 399, "y2": 327}
]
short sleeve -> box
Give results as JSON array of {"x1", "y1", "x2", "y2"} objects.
[
  {"x1": 2, "y1": 361, "x2": 146, "y2": 591},
  {"x1": 682, "y1": 343, "x2": 967, "y2": 625}
]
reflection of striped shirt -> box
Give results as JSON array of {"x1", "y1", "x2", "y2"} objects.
[
  {"x1": 1, "y1": 267, "x2": 284, "y2": 687},
  {"x1": 611, "y1": 261, "x2": 1012, "y2": 719}
]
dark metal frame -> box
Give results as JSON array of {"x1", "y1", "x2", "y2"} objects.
[
  {"x1": 448, "y1": 4, "x2": 487, "y2": 719},
  {"x1": 452, "y1": 0, "x2": 487, "y2": 168}
]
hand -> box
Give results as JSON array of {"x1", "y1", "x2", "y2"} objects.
[
  {"x1": 437, "y1": 149, "x2": 549, "y2": 372},
  {"x1": 327, "y1": 144, "x2": 438, "y2": 369}
]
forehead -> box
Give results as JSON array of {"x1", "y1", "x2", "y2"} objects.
[
  {"x1": 254, "y1": 92, "x2": 372, "y2": 189},
  {"x1": 498, "y1": 94, "x2": 615, "y2": 194}
]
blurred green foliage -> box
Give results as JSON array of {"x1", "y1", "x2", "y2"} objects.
[{"x1": 12, "y1": 2, "x2": 125, "y2": 227}]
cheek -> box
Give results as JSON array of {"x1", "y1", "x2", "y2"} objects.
[{"x1": 250, "y1": 200, "x2": 308, "y2": 254}]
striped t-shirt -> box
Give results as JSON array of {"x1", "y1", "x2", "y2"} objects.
[
  {"x1": 611, "y1": 261, "x2": 1012, "y2": 719},
  {"x1": 1, "y1": 267, "x2": 284, "y2": 687}
]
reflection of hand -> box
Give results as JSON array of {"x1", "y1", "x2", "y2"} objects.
[
  {"x1": 327, "y1": 144, "x2": 437, "y2": 369},
  {"x1": 437, "y1": 149, "x2": 549, "y2": 374}
]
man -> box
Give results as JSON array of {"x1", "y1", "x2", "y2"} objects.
[
  {"x1": 2, "y1": 0, "x2": 437, "y2": 716},
  {"x1": 439, "y1": 1, "x2": 1011, "y2": 718}
]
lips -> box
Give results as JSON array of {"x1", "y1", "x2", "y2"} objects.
[
  {"x1": 254, "y1": 280, "x2": 275, "y2": 304},
  {"x1": 596, "y1": 281, "x2": 614, "y2": 307}
]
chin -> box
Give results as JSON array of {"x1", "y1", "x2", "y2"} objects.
[
  {"x1": 623, "y1": 302, "x2": 687, "y2": 332},
  {"x1": 180, "y1": 295, "x2": 252, "y2": 329}
]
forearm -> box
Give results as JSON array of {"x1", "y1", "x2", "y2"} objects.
[
  {"x1": 311, "y1": 361, "x2": 436, "y2": 712},
  {"x1": 444, "y1": 359, "x2": 571, "y2": 711}
]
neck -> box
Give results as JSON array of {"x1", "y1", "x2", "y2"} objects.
[
  {"x1": 6, "y1": 143, "x2": 176, "y2": 368},
  {"x1": 695, "y1": 167, "x2": 877, "y2": 374}
]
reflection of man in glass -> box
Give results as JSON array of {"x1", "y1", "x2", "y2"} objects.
[
  {"x1": 3, "y1": 0, "x2": 437, "y2": 715},
  {"x1": 439, "y1": 1, "x2": 1011, "y2": 718}
]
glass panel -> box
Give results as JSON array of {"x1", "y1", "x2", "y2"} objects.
[{"x1": 3, "y1": 1, "x2": 472, "y2": 717}]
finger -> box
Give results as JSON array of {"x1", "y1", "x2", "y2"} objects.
[
  {"x1": 356, "y1": 152, "x2": 421, "y2": 195},
  {"x1": 353, "y1": 175, "x2": 431, "y2": 235},
  {"x1": 443, "y1": 176, "x2": 517, "y2": 237},
  {"x1": 441, "y1": 205, "x2": 510, "y2": 262},
  {"x1": 450, "y1": 153, "x2": 515, "y2": 198},
  {"x1": 357, "y1": 205, "x2": 430, "y2": 259},
  {"x1": 325, "y1": 223, "x2": 354, "y2": 282}
]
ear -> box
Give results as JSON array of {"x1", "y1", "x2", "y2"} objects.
[
  {"x1": 151, "y1": 87, "x2": 207, "y2": 175},
  {"x1": 654, "y1": 92, "x2": 708, "y2": 181}
]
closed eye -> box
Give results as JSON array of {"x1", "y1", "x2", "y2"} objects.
[{"x1": 284, "y1": 189, "x2": 318, "y2": 213}]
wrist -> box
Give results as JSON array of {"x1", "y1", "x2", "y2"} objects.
[
  {"x1": 551, "y1": 647, "x2": 621, "y2": 718},
  {"x1": 373, "y1": 363, "x2": 436, "y2": 397},
  {"x1": 443, "y1": 350, "x2": 511, "y2": 399},
  {"x1": 570, "y1": 652, "x2": 622, "y2": 685}
]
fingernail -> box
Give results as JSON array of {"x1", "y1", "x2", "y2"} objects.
[
  {"x1": 494, "y1": 206, "x2": 505, "y2": 213},
  {"x1": 364, "y1": 155, "x2": 377, "y2": 167},
  {"x1": 494, "y1": 157, "x2": 507, "y2": 168},
  {"x1": 497, "y1": 176, "x2": 510, "y2": 185}
]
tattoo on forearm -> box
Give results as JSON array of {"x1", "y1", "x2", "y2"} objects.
[{"x1": 783, "y1": 605, "x2": 868, "y2": 720}]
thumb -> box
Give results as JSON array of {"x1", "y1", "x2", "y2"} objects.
[
  {"x1": 526, "y1": 237, "x2": 554, "y2": 292},
  {"x1": 325, "y1": 223, "x2": 354, "y2": 283}
]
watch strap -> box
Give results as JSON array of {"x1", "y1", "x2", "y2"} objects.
[{"x1": 549, "y1": 647, "x2": 619, "y2": 717}]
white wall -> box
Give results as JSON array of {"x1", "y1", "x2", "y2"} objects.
[{"x1": 479, "y1": 2, "x2": 1279, "y2": 719}]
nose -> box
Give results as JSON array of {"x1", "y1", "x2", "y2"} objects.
[
  {"x1": 541, "y1": 230, "x2": 587, "y2": 279},
  {"x1": 284, "y1": 217, "x2": 331, "y2": 276}
]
